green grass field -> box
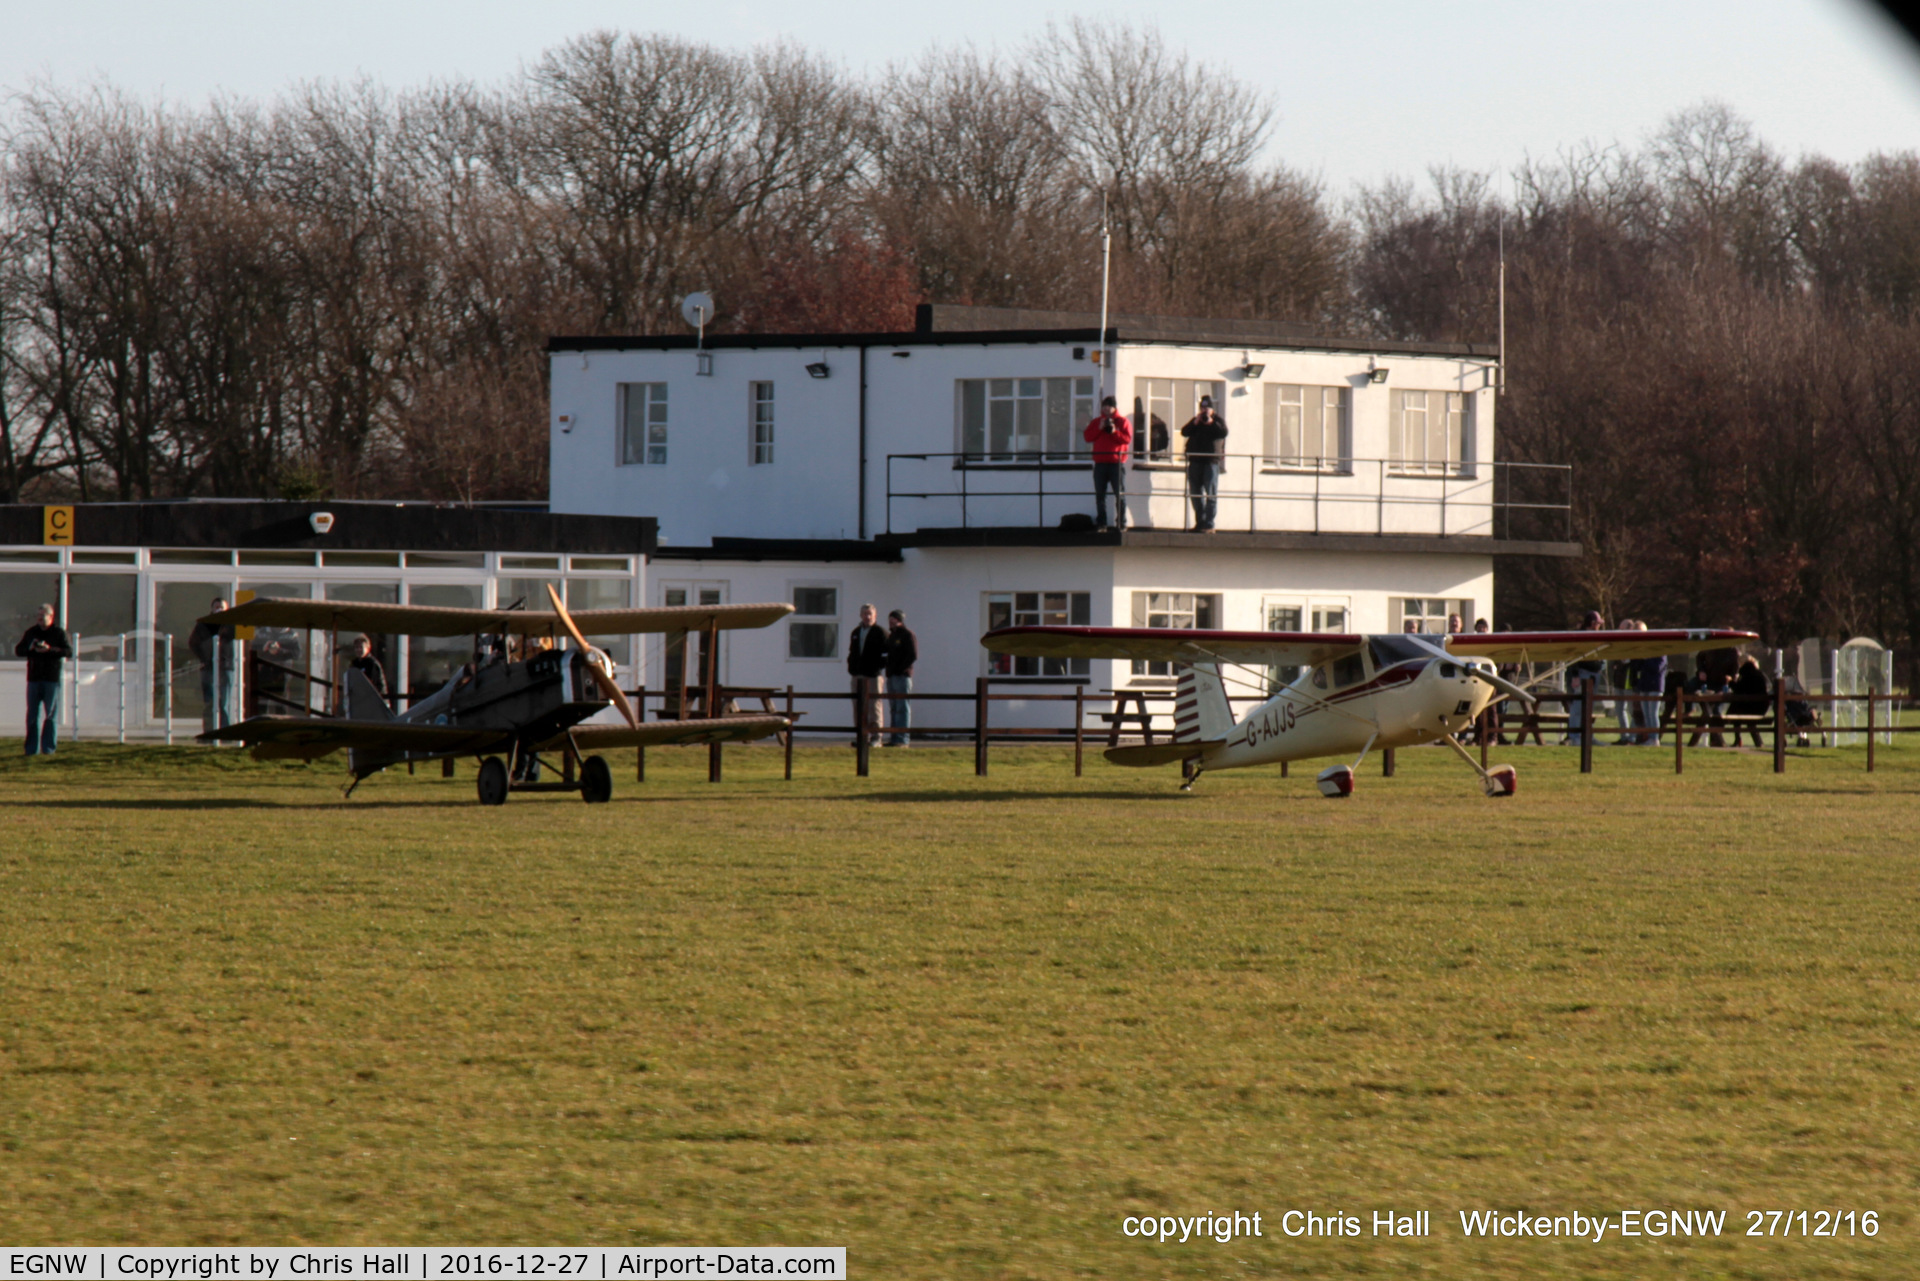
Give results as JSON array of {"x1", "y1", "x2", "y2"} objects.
[{"x1": 2, "y1": 738, "x2": 1917, "y2": 1278}]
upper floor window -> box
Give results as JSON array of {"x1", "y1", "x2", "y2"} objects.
[
  {"x1": 751, "y1": 381, "x2": 775, "y2": 465},
  {"x1": 1132, "y1": 378, "x2": 1225, "y2": 462},
  {"x1": 1264, "y1": 384, "x2": 1350, "y2": 471},
  {"x1": 1130, "y1": 590, "x2": 1220, "y2": 677},
  {"x1": 959, "y1": 378, "x2": 1095, "y2": 462},
  {"x1": 620, "y1": 383, "x2": 669, "y2": 465},
  {"x1": 986, "y1": 590, "x2": 1090, "y2": 676},
  {"x1": 1389, "y1": 390, "x2": 1469, "y2": 476}
]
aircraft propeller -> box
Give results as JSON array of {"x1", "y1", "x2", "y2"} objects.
[{"x1": 545, "y1": 584, "x2": 640, "y2": 729}]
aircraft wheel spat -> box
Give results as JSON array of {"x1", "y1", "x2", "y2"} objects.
[
  {"x1": 477, "y1": 756, "x2": 510, "y2": 806},
  {"x1": 1483, "y1": 764, "x2": 1518, "y2": 798},
  {"x1": 1316, "y1": 764, "x2": 1355, "y2": 798},
  {"x1": 580, "y1": 754, "x2": 613, "y2": 804}
]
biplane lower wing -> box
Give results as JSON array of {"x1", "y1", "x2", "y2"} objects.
[
  {"x1": 547, "y1": 715, "x2": 790, "y2": 752},
  {"x1": 202, "y1": 716, "x2": 508, "y2": 762}
]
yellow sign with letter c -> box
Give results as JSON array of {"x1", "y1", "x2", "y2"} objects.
[{"x1": 43, "y1": 505, "x2": 74, "y2": 546}]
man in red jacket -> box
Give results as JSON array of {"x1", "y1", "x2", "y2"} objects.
[{"x1": 1083, "y1": 395, "x2": 1133, "y2": 530}]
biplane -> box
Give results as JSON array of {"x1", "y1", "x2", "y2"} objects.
[
  {"x1": 199, "y1": 586, "x2": 794, "y2": 804},
  {"x1": 982, "y1": 626, "x2": 1759, "y2": 797}
]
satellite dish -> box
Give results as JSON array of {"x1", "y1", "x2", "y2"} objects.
[{"x1": 681, "y1": 292, "x2": 714, "y2": 329}]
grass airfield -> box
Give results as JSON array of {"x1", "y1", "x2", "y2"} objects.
[{"x1": 1, "y1": 738, "x2": 1916, "y2": 1279}]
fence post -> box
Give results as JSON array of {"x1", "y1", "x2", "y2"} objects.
[
  {"x1": 69, "y1": 631, "x2": 81, "y2": 743},
  {"x1": 1382, "y1": 748, "x2": 1395, "y2": 777},
  {"x1": 1479, "y1": 711, "x2": 1489, "y2": 769},
  {"x1": 856, "y1": 677, "x2": 872, "y2": 778},
  {"x1": 637, "y1": 684, "x2": 647, "y2": 782},
  {"x1": 443, "y1": 756, "x2": 455, "y2": 778},
  {"x1": 1074, "y1": 685, "x2": 1084, "y2": 778},
  {"x1": 1579, "y1": 678, "x2": 1594, "y2": 774},
  {"x1": 1867, "y1": 691, "x2": 1876, "y2": 773},
  {"x1": 1773, "y1": 674, "x2": 1786, "y2": 774},
  {"x1": 710, "y1": 739, "x2": 723, "y2": 783},
  {"x1": 1674, "y1": 689, "x2": 1686, "y2": 775},
  {"x1": 975, "y1": 677, "x2": 989, "y2": 777},
  {"x1": 118, "y1": 632, "x2": 128, "y2": 744},
  {"x1": 163, "y1": 634, "x2": 173, "y2": 745},
  {"x1": 784, "y1": 685, "x2": 794, "y2": 781}
]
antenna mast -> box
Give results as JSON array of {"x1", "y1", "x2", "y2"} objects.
[
  {"x1": 1496, "y1": 204, "x2": 1507, "y2": 395},
  {"x1": 1098, "y1": 193, "x2": 1113, "y2": 398}
]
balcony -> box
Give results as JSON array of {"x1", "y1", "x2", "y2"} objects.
[{"x1": 882, "y1": 453, "x2": 1574, "y2": 551}]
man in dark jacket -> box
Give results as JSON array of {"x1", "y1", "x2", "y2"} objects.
[
  {"x1": 1180, "y1": 396, "x2": 1229, "y2": 531},
  {"x1": 847, "y1": 602, "x2": 888, "y2": 746},
  {"x1": 188, "y1": 597, "x2": 233, "y2": 733},
  {"x1": 15, "y1": 602, "x2": 71, "y2": 756},
  {"x1": 883, "y1": 609, "x2": 918, "y2": 747}
]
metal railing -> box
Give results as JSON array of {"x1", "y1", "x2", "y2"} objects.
[{"x1": 885, "y1": 452, "x2": 1573, "y2": 541}]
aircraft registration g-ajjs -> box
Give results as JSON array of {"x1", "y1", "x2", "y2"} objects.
[
  {"x1": 981, "y1": 625, "x2": 1759, "y2": 797},
  {"x1": 199, "y1": 586, "x2": 794, "y2": 804}
]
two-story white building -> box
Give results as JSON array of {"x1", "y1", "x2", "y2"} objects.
[{"x1": 548, "y1": 305, "x2": 1577, "y2": 733}]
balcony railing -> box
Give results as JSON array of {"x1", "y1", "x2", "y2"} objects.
[{"x1": 884, "y1": 453, "x2": 1573, "y2": 542}]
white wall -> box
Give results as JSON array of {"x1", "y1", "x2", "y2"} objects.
[{"x1": 548, "y1": 339, "x2": 1498, "y2": 544}]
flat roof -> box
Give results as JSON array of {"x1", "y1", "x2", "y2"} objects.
[
  {"x1": 549, "y1": 303, "x2": 1497, "y2": 361},
  {"x1": 0, "y1": 501, "x2": 657, "y2": 557}
]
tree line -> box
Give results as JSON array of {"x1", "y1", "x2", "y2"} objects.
[{"x1": 3, "y1": 25, "x2": 1918, "y2": 648}]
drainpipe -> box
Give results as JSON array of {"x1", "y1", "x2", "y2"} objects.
[{"x1": 858, "y1": 345, "x2": 868, "y2": 540}]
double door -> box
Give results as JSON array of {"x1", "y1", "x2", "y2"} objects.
[{"x1": 660, "y1": 580, "x2": 727, "y2": 699}]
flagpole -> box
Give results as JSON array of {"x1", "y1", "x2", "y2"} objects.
[{"x1": 1098, "y1": 192, "x2": 1113, "y2": 399}]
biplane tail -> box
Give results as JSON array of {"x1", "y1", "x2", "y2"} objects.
[
  {"x1": 1174, "y1": 662, "x2": 1235, "y2": 744},
  {"x1": 345, "y1": 668, "x2": 394, "y2": 723}
]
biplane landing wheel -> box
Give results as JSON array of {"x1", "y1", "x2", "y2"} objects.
[
  {"x1": 580, "y1": 754, "x2": 612, "y2": 804},
  {"x1": 477, "y1": 756, "x2": 509, "y2": 806}
]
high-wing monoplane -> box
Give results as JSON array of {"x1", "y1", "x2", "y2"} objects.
[
  {"x1": 199, "y1": 587, "x2": 795, "y2": 804},
  {"x1": 982, "y1": 626, "x2": 1758, "y2": 797}
]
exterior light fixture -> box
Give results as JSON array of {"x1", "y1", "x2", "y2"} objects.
[
  {"x1": 806, "y1": 361, "x2": 831, "y2": 379},
  {"x1": 1241, "y1": 361, "x2": 1266, "y2": 378},
  {"x1": 696, "y1": 351, "x2": 713, "y2": 376},
  {"x1": 309, "y1": 512, "x2": 335, "y2": 535},
  {"x1": 1367, "y1": 357, "x2": 1390, "y2": 384}
]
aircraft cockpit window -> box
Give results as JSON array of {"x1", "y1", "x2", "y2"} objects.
[
  {"x1": 1311, "y1": 666, "x2": 1328, "y2": 690},
  {"x1": 1330, "y1": 653, "x2": 1367, "y2": 688},
  {"x1": 1368, "y1": 634, "x2": 1431, "y2": 669}
]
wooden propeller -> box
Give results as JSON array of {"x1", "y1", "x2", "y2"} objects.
[{"x1": 546, "y1": 584, "x2": 639, "y2": 728}]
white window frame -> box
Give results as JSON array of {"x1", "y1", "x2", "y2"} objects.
[
  {"x1": 1128, "y1": 590, "x2": 1221, "y2": 679},
  {"x1": 984, "y1": 590, "x2": 1091, "y2": 677},
  {"x1": 619, "y1": 382, "x2": 669, "y2": 466},
  {"x1": 1131, "y1": 378, "x2": 1227, "y2": 465},
  {"x1": 1388, "y1": 389, "x2": 1471, "y2": 476},
  {"x1": 750, "y1": 381, "x2": 775, "y2": 465},
  {"x1": 787, "y1": 581, "x2": 842, "y2": 661},
  {"x1": 957, "y1": 377, "x2": 1096, "y2": 463},
  {"x1": 1391, "y1": 596, "x2": 1475, "y2": 634},
  {"x1": 1263, "y1": 384, "x2": 1350, "y2": 472}
]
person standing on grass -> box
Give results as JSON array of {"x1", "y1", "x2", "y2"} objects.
[
  {"x1": 1179, "y1": 395, "x2": 1229, "y2": 531},
  {"x1": 189, "y1": 597, "x2": 234, "y2": 733},
  {"x1": 1083, "y1": 395, "x2": 1133, "y2": 531},
  {"x1": 883, "y1": 609, "x2": 918, "y2": 747},
  {"x1": 1628, "y1": 620, "x2": 1666, "y2": 746},
  {"x1": 1566, "y1": 610, "x2": 1606, "y2": 747},
  {"x1": 16, "y1": 602, "x2": 71, "y2": 756},
  {"x1": 846, "y1": 602, "x2": 888, "y2": 746}
]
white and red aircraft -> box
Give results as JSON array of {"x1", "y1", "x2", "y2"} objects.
[{"x1": 981, "y1": 626, "x2": 1758, "y2": 798}]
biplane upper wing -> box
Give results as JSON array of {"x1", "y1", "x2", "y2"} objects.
[
  {"x1": 549, "y1": 715, "x2": 791, "y2": 752},
  {"x1": 203, "y1": 598, "x2": 794, "y2": 638},
  {"x1": 983, "y1": 626, "x2": 1363, "y2": 669},
  {"x1": 199, "y1": 716, "x2": 508, "y2": 760},
  {"x1": 1445, "y1": 629, "x2": 1759, "y2": 664}
]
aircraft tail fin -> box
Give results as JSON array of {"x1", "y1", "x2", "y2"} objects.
[
  {"x1": 345, "y1": 668, "x2": 393, "y2": 723},
  {"x1": 1174, "y1": 662, "x2": 1235, "y2": 743}
]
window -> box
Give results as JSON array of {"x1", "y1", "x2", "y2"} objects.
[
  {"x1": 1264, "y1": 599, "x2": 1348, "y2": 690},
  {"x1": 1392, "y1": 597, "x2": 1475, "y2": 634},
  {"x1": 789, "y1": 585, "x2": 839, "y2": 659},
  {"x1": 1266, "y1": 602, "x2": 1303, "y2": 691},
  {"x1": 1132, "y1": 379, "x2": 1226, "y2": 461},
  {"x1": 751, "y1": 381, "x2": 775, "y2": 464},
  {"x1": 1129, "y1": 591, "x2": 1220, "y2": 677},
  {"x1": 1389, "y1": 390, "x2": 1469, "y2": 475},
  {"x1": 958, "y1": 378, "x2": 1095, "y2": 461},
  {"x1": 620, "y1": 382, "x2": 669, "y2": 465},
  {"x1": 1264, "y1": 384, "x2": 1349, "y2": 470},
  {"x1": 986, "y1": 591, "x2": 1090, "y2": 677}
]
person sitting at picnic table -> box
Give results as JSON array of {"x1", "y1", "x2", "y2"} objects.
[{"x1": 1729, "y1": 654, "x2": 1771, "y2": 748}]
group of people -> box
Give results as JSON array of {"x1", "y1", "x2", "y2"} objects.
[
  {"x1": 1084, "y1": 394, "x2": 1230, "y2": 532},
  {"x1": 846, "y1": 604, "x2": 918, "y2": 747}
]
